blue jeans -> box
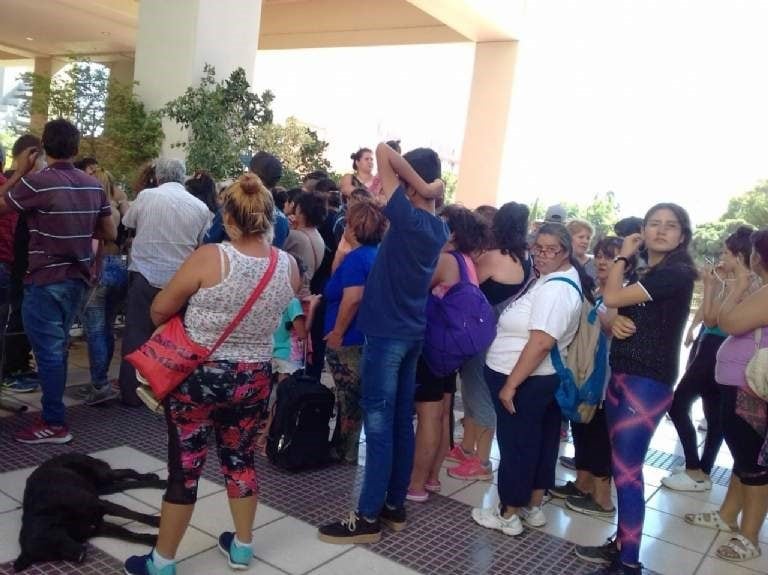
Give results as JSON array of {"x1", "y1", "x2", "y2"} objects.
[
  {"x1": 23, "y1": 279, "x2": 87, "y2": 425},
  {"x1": 83, "y1": 256, "x2": 128, "y2": 388},
  {"x1": 357, "y1": 335, "x2": 422, "y2": 518}
]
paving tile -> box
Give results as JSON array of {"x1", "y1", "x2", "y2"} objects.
[
  {"x1": 122, "y1": 467, "x2": 222, "y2": 509},
  {"x1": 177, "y1": 547, "x2": 286, "y2": 575},
  {"x1": 709, "y1": 532, "x2": 768, "y2": 573},
  {"x1": 88, "y1": 446, "x2": 166, "y2": 474},
  {"x1": 638, "y1": 536, "x2": 702, "y2": 575},
  {"x1": 646, "y1": 489, "x2": 719, "y2": 519},
  {"x1": 695, "y1": 556, "x2": 765, "y2": 575},
  {"x1": 189, "y1": 490, "x2": 285, "y2": 537},
  {"x1": 0, "y1": 492, "x2": 19, "y2": 514},
  {"x1": 91, "y1": 521, "x2": 216, "y2": 563},
  {"x1": 538, "y1": 504, "x2": 617, "y2": 546},
  {"x1": 0, "y1": 509, "x2": 22, "y2": 564},
  {"x1": 251, "y1": 516, "x2": 350, "y2": 574},
  {"x1": 309, "y1": 547, "x2": 421, "y2": 574}
]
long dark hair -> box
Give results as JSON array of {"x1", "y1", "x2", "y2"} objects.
[
  {"x1": 493, "y1": 202, "x2": 529, "y2": 262},
  {"x1": 536, "y1": 222, "x2": 596, "y2": 304},
  {"x1": 642, "y1": 203, "x2": 697, "y2": 280}
]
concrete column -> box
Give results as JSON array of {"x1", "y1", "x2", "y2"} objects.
[
  {"x1": 133, "y1": 0, "x2": 263, "y2": 158},
  {"x1": 455, "y1": 41, "x2": 519, "y2": 208},
  {"x1": 28, "y1": 57, "x2": 52, "y2": 134},
  {"x1": 107, "y1": 59, "x2": 135, "y2": 87}
]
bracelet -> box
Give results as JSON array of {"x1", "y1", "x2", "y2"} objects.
[{"x1": 613, "y1": 256, "x2": 630, "y2": 265}]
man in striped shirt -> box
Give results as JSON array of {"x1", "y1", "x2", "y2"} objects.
[{"x1": 0, "y1": 119, "x2": 116, "y2": 445}]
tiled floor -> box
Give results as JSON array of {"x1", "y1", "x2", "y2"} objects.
[{"x1": 0, "y1": 342, "x2": 764, "y2": 575}]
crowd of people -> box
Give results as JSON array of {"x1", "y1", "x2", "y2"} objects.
[{"x1": 1, "y1": 118, "x2": 767, "y2": 575}]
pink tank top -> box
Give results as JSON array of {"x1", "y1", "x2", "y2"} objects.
[{"x1": 715, "y1": 327, "x2": 768, "y2": 387}]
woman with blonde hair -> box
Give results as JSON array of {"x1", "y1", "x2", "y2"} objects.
[{"x1": 124, "y1": 173, "x2": 300, "y2": 575}]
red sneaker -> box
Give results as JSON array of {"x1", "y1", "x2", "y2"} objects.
[
  {"x1": 447, "y1": 457, "x2": 493, "y2": 481},
  {"x1": 445, "y1": 445, "x2": 471, "y2": 464},
  {"x1": 14, "y1": 419, "x2": 73, "y2": 445}
]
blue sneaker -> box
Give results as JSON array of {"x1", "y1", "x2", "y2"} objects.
[
  {"x1": 124, "y1": 552, "x2": 176, "y2": 575},
  {"x1": 218, "y1": 532, "x2": 252, "y2": 570}
]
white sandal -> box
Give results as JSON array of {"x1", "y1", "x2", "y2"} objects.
[
  {"x1": 683, "y1": 510, "x2": 737, "y2": 532},
  {"x1": 716, "y1": 534, "x2": 762, "y2": 562}
]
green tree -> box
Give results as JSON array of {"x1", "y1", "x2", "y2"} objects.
[
  {"x1": 555, "y1": 191, "x2": 620, "y2": 239},
  {"x1": 163, "y1": 65, "x2": 274, "y2": 179},
  {"x1": 722, "y1": 181, "x2": 768, "y2": 228},
  {"x1": 583, "y1": 190, "x2": 621, "y2": 239},
  {"x1": 99, "y1": 81, "x2": 164, "y2": 187},
  {"x1": 14, "y1": 61, "x2": 163, "y2": 184},
  {"x1": 691, "y1": 218, "x2": 752, "y2": 264},
  {"x1": 250, "y1": 116, "x2": 331, "y2": 187},
  {"x1": 442, "y1": 171, "x2": 457, "y2": 205}
]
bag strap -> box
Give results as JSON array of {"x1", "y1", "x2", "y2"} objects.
[
  {"x1": 496, "y1": 267, "x2": 538, "y2": 317},
  {"x1": 545, "y1": 276, "x2": 584, "y2": 301},
  {"x1": 298, "y1": 228, "x2": 319, "y2": 271},
  {"x1": 208, "y1": 248, "x2": 279, "y2": 356},
  {"x1": 450, "y1": 251, "x2": 469, "y2": 283}
]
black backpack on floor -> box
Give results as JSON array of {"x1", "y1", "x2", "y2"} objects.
[{"x1": 266, "y1": 370, "x2": 335, "y2": 472}]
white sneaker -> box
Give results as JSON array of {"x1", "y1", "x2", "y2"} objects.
[
  {"x1": 661, "y1": 471, "x2": 712, "y2": 492},
  {"x1": 471, "y1": 507, "x2": 523, "y2": 536},
  {"x1": 520, "y1": 505, "x2": 547, "y2": 527}
]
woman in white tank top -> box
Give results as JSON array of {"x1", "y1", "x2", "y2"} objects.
[{"x1": 124, "y1": 173, "x2": 300, "y2": 575}]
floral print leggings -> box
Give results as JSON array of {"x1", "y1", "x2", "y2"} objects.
[
  {"x1": 326, "y1": 346, "x2": 363, "y2": 463},
  {"x1": 164, "y1": 360, "x2": 272, "y2": 504}
]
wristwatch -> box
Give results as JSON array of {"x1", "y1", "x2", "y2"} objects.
[{"x1": 613, "y1": 256, "x2": 630, "y2": 265}]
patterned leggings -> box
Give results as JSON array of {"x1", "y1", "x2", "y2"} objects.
[
  {"x1": 606, "y1": 373, "x2": 673, "y2": 566},
  {"x1": 164, "y1": 360, "x2": 272, "y2": 505},
  {"x1": 326, "y1": 346, "x2": 363, "y2": 463}
]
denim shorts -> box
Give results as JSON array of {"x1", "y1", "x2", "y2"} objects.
[{"x1": 459, "y1": 351, "x2": 496, "y2": 428}]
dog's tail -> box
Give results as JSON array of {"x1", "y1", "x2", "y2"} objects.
[{"x1": 13, "y1": 552, "x2": 33, "y2": 572}]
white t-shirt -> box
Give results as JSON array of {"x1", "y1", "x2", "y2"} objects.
[{"x1": 485, "y1": 266, "x2": 583, "y2": 376}]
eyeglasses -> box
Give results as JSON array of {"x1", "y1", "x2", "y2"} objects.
[{"x1": 532, "y1": 245, "x2": 563, "y2": 257}]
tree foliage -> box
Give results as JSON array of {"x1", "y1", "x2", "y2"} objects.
[
  {"x1": 560, "y1": 191, "x2": 621, "y2": 239},
  {"x1": 691, "y1": 218, "x2": 753, "y2": 263},
  {"x1": 251, "y1": 116, "x2": 331, "y2": 187},
  {"x1": 14, "y1": 61, "x2": 163, "y2": 185},
  {"x1": 163, "y1": 65, "x2": 274, "y2": 179},
  {"x1": 689, "y1": 180, "x2": 768, "y2": 262},
  {"x1": 722, "y1": 181, "x2": 768, "y2": 228}
]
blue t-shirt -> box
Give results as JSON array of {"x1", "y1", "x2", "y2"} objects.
[
  {"x1": 204, "y1": 208, "x2": 289, "y2": 248},
  {"x1": 356, "y1": 186, "x2": 448, "y2": 340},
  {"x1": 323, "y1": 245, "x2": 378, "y2": 346}
]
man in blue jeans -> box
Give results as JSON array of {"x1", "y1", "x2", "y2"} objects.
[
  {"x1": 319, "y1": 142, "x2": 447, "y2": 543},
  {"x1": 0, "y1": 119, "x2": 116, "y2": 444}
]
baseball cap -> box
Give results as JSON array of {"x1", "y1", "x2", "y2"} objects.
[{"x1": 544, "y1": 204, "x2": 567, "y2": 223}]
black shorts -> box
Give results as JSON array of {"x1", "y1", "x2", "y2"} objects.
[
  {"x1": 414, "y1": 356, "x2": 457, "y2": 402},
  {"x1": 571, "y1": 406, "x2": 612, "y2": 478},
  {"x1": 720, "y1": 384, "x2": 768, "y2": 486}
]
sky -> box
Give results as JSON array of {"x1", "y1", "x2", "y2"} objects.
[{"x1": 251, "y1": 0, "x2": 768, "y2": 228}]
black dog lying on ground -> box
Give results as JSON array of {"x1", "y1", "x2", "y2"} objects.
[{"x1": 13, "y1": 453, "x2": 167, "y2": 572}]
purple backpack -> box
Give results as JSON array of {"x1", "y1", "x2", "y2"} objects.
[{"x1": 423, "y1": 252, "x2": 497, "y2": 377}]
